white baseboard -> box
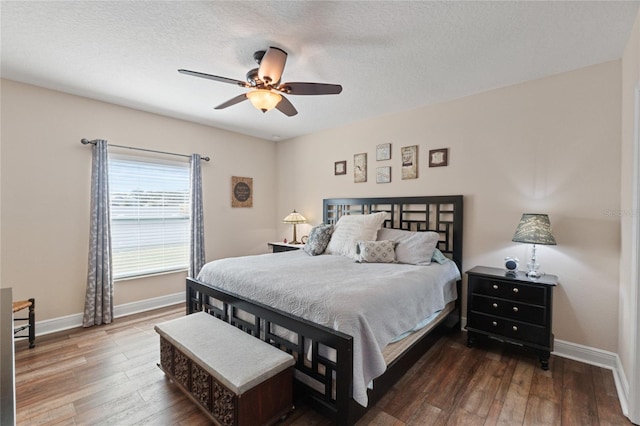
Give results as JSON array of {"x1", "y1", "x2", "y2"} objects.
[
  {"x1": 113, "y1": 292, "x2": 185, "y2": 318},
  {"x1": 461, "y1": 317, "x2": 630, "y2": 417},
  {"x1": 34, "y1": 292, "x2": 185, "y2": 336}
]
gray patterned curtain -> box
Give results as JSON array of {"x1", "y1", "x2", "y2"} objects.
[
  {"x1": 83, "y1": 139, "x2": 113, "y2": 327},
  {"x1": 189, "y1": 154, "x2": 205, "y2": 277}
]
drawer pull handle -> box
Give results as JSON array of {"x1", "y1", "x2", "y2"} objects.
[
  {"x1": 492, "y1": 303, "x2": 498, "y2": 308},
  {"x1": 492, "y1": 284, "x2": 499, "y2": 290},
  {"x1": 512, "y1": 287, "x2": 519, "y2": 293},
  {"x1": 512, "y1": 326, "x2": 518, "y2": 332},
  {"x1": 512, "y1": 306, "x2": 519, "y2": 312},
  {"x1": 492, "y1": 321, "x2": 498, "y2": 327}
]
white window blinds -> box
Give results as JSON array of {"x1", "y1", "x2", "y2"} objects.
[{"x1": 109, "y1": 155, "x2": 190, "y2": 279}]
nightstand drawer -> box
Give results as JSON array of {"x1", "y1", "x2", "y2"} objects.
[
  {"x1": 471, "y1": 278, "x2": 546, "y2": 305},
  {"x1": 470, "y1": 294, "x2": 547, "y2": 325},
  {"x1": 468, "y1": 312, "x2": 548, "y2": 347}
]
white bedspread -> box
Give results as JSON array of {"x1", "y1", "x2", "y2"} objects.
[{"x1": 197, "y1": 250, "x2": 460, "y2": 407}]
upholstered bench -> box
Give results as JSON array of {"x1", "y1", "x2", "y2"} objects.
[{"x1": 155, "y1": 312, "x2": 295, "y2": 426}]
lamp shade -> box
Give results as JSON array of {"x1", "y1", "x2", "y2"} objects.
[
  {"x1": 246, "y1": 89, "x2": 282, "y2": 112},
  {"x1": 283, "y1": 210, "x2": 307, "y2": 224},
  {"x1": 512, "y1": 213, "x2": 556, "y2": 245}
]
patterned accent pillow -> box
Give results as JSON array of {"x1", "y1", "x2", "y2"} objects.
[
  {"x1": 355, "y1": 240, "x2": 397, "y2": 263},
  {"x1": 303, "y1": 224, "x2": 334, "y2": 256}
]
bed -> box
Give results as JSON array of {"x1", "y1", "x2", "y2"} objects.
[{"x1": 186, "y1": 195, "x2": 463, "y2": 425}]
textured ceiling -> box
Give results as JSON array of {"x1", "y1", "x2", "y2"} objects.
[{"x1": 1, "y1": 1, "x2": 638, "y2": 141}]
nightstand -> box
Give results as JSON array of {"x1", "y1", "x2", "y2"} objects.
[
  {"x1": 466, "y1": 265, "x2": 558, "y2": 370},
  {"x1": 268, "y1": 242, "x2": 303, "y2": 253}
]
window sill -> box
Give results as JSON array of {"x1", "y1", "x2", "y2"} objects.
[{"x1": 114, "y1": 268, "x2": 188, "y2": 282}]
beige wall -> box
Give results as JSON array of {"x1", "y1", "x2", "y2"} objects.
[
  {"x1": 277, "y1": 61, "x2": 622, "y2": 352},
  {"x1": 620, "y1": 8, "x2": 640, "y2": 422},
  {"x1": 0, "y1": 60, "x2": 626, "y2": 355},
  {"x1": 0, "y1": 80, "x2": 3, "y2": 289},
  {"x1": 0, "y1": 79, "x2": 278, "y2": 322}
]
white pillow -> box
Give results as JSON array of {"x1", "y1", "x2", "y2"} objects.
[
  {"x1": 376, "y1": 228, "x2": 440, "y2": 265},
  {"x1": 325, "y1": 212, "x2": 388, "y2": 259}
]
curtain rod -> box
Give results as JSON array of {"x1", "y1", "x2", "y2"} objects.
[{"x1": 81, "y1": 139, "x2": 210, "y2": 162}]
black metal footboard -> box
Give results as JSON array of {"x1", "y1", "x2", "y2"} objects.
[
  {"x1": 186, "y1": 277, "x2": 355, "y2": 424},
  {"x1": 187, "y1": 277, "x2": 461, "y2": 425}
]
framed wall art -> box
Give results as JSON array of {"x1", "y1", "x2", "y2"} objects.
[
  {"x1": 231, "y1": 176, "x2": 253, "y2": 208},
  {"x1": 334, "y1": 160, "x2": 347, "y2": 175},
  {"x1": 354, "y1": 153, "x2": 367, "y2": 183},
  {"x1": 376, "y1": 166, "x2": 391, "y2": 183},
  {"x1": 401, "y1": 145, "x2": 418, "y2": 179},
  {"x1": 429, "y1": 148, "x2": 449, "y2": 167},
  {"x1": 376, "y1": 143, "x2": 391, "y2": 161}
]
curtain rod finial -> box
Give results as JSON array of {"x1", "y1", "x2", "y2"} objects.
[
  {"x1": 203, "y1": 156, "x2": 211, "y2": 162},
  {"x1": 81, "y1": 138, "x2": 92, "y2": 145}
]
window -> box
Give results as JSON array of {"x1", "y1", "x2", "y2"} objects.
[{"x1": 109, "y1": 155, "x2": 190, "y2": 279}]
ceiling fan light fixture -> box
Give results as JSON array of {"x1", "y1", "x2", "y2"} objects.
[
  {"x1": 179, "y1": 46, "x2": 340, "y2": 117},
  {"x1": 247, "y1": 89, "x2": 282, "y2": 112}
]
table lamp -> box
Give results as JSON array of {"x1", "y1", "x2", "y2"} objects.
[
  {"x1": 283, "y1": 210, "x2": 307, "y2": 244},
  {"x1": 512, "y1": 213, "x2": 556, "y2": 279}
]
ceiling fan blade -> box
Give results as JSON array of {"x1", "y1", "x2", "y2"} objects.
[
  {"x1": 275, "y1": 95, "x2": 298, "y2": 117},
  {"x1": 258, "y1": 47, "x2": 287, "y2": 85},
  {"x1": 214, "y1": 93, "x2": 248, "y2": 110},
  {"x1": 278, "y1": 82, "x2": 342, "y2": 95},
  {"x1": 178, "y1": 69, "x2": 248, "y2": 87}
]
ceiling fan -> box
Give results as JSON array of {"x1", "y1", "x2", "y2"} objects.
[{"x1": 178, "y1": 47, "x2": 342, "y2": 117}]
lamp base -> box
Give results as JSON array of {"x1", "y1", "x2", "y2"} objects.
[
  {"x1": 526, "y1": 269, "x2": 545, "y2": 279},
  {"x1": 526, "y1": 259, "x2": 543, "y2": 279},
  {"x1": 289, "y1": 224, "x2": 302, "y2": 245},
  {"x1": 525, "y1": 243, "x2": 545, "y2": 279}
]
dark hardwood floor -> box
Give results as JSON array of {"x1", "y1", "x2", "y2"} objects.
[{"x1": 14, "y1": 304, "x2": 631, "y2": 425}]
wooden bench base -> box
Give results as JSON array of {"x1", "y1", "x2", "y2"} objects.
[
  {"x1": 158, "y1": 333, "x2": 293, "y2": 426},
  {"x1": 159, "y1": 337, "x2": 293, "y2": 426}
]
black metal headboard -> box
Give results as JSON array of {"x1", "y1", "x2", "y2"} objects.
[{"x1": 323, "y1": 195, "x2": 463, "y2": 271}]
